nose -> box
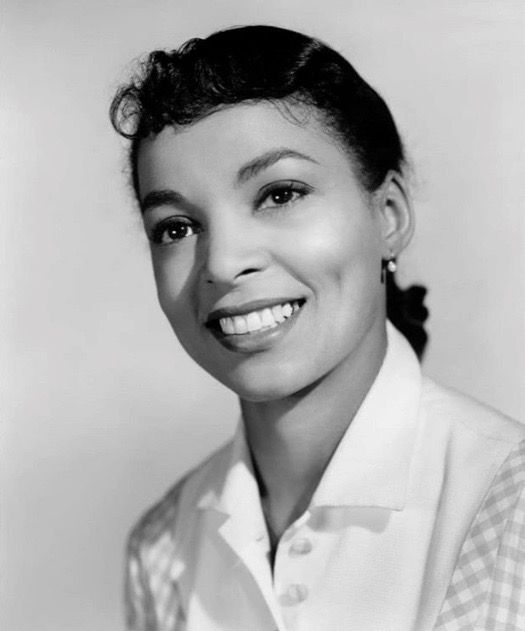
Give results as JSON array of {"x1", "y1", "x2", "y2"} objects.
[{"x1": 200, "y1": 217, "x2": 268, "y2": 287}]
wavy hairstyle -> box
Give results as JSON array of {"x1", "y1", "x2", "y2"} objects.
[{"x1": 110, "y1": 25, "x2": 429, "y2": 359}]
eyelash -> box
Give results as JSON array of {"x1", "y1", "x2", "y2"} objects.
[
  {"x1": 256, "y1": 181, "x2": 311, "y2": 210},
  {"x1": 150, "y1": 217, "x2": 201, "y2": 246},
  {"x1": 148, "y1": 181, "x2": 311, "y2": 246}
]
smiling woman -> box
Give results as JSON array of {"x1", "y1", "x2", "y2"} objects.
[
  {"x1": 110, "y1": 25, "x2": 525, "y2": 631},
  {"x1": 137, "y1": 101, "x2": 404, "y2": 400}
]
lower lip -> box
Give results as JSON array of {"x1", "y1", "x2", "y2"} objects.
[{"x1": 208, "y1": 305, "x2": 304, "y2": 354}]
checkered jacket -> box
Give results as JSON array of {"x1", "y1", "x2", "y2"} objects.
[{"x1": 435, "y1": 439, "x2": 525, "y2": 629}]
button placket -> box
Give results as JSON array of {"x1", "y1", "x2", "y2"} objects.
[{"x1": 274, "y1": 523, "x2": 313, "y2": 615}]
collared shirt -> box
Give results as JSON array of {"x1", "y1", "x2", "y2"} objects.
[{"x1": 125, "y1": 322, "x2": 525, "y2": 631}]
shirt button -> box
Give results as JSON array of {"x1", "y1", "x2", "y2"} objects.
[
  {"x1": 289, "y1": 537, "x2": 313, "y2": 556},
  {"x1": 279, "y1": 583, "x2": 309, "y2": 606}
]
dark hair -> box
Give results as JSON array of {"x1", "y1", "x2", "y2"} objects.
[{"x1": 110, "y1": 24, "x2": 429, "y2": 358}]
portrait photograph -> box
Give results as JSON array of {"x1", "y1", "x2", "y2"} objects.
[{"x1": 3, "y1": 1, "x2": 525, "y2": 630}]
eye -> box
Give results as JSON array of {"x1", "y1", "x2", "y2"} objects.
[
  {"x1": 257, "y1": 181, "x2": 311, "y2": 210},
  {"x1": 149, "y1": 217, "x2": 201, "y2": 246}
]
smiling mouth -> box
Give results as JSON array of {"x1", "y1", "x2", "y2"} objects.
[{"x1": 207, "y1": 299, "x2": 305, "y2": 336}]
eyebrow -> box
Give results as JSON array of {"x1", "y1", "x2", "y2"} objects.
[
  {"x1": 236, "y1": 148, "x2": 318, "y2": 184},
  {"x1": 140, "y1": 148, "x2": 318, "y2": 213},
  {"x1": 140, "y1": 189, "x2": 194, "y2": 215}
]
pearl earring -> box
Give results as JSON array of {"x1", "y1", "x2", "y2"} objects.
[
  {"x1": 381, "y1": 252, "x2": 397, "y2": 283},
  {"x1": 386, "y1": 258, "x2": 397, "y2": 273}
]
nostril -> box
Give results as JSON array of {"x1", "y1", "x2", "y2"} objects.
[
  {"x1": 239, "y1": 267, "x2": 260, "y2": 277},
  {"x1": 205, "y1": 266, "x2": 261, "y2": 284}
]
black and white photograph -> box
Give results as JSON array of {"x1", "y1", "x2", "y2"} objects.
[{"x1": 3, "y1": 1, "x2": 525, "y2": 630}]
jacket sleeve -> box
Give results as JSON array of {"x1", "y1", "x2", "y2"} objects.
[
  {"x1": 435, "y1": 438, "x2": 525, "y2": 629},
  {"x1": 124, "y1": 533, "x2": 158, "y2": 631},
  {"x1": 123, "y1": 478, "x2": 188, "y2": 631}
]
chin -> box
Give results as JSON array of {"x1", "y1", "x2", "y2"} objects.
[{"x1": 217, "y1": 363, "x2": 311, "y2": 403}]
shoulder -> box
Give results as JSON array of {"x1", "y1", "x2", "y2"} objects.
[
  {"x1": 127, "y1": 439, "x2": 232, "y2": 560},
  {"x1": 436, "y1": 438, "x2": 525, "y2": 628},
  {"x1": 420, "y1": 376, "x2": 525, "y2": 446}
]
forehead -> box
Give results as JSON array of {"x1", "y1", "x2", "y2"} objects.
[{"x1": 136, "y1": 101, "x2": 358, "y2": 192}]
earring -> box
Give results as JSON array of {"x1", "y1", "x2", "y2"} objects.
[
  {"x1": 386, "y1": 258, "x2": 397, "y2": 273},
  {"x1": 381, "y1": 252, "x2": 397, "y2": 283}
]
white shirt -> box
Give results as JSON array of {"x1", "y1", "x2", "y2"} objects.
[{"x1": 125, "y1": 322, "x2": 525, "y2": 630}]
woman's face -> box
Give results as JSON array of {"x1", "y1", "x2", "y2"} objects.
[{"x1": 137, "y1": 102, "x2": 388, "y2": 401}]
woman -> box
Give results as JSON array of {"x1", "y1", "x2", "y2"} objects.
[{"x1": 110, "y1": 25, "x2": 525, "y2": 631}]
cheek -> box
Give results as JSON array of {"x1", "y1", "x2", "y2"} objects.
[
  {"x1": 281, "y1": 210, "x2": 380, "y2": 288},
  {"x1": 151, "y1": 251, "x2": 196, "y2": 332}
]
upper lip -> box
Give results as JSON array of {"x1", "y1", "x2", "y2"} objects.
[{"x1": 205, "y1": 297, "x2": 305, "y2": 325}]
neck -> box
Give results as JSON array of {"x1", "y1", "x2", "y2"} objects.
[{"x1": 241, "y1": 320, "x2": 387, "y2": 541}]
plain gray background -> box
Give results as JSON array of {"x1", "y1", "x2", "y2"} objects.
[{"x1": 2, "y1": 1, "x2": 524, "y2": 629}]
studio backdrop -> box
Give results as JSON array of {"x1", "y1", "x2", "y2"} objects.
[{"x1": 2, "y1": 1, "x2": 524, "y2": 630}]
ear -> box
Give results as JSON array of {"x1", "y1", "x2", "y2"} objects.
[{"x1": 374, "y1": 171, "x2": 414, "y2": 258}]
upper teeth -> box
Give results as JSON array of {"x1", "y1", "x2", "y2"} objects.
[{"x1": 219, "y1": 301, "x2": 302, "y2": 335}]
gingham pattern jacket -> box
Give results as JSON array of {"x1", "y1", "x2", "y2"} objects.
[{"x1": 435, "y1": 439, "x2": 525, "y2": 630}]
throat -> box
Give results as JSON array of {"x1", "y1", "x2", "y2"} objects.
[
  {"x1": 257, "y1": 463, "x2": 320, "y2": 564},
  {"x1": 260, "y1": 493, "x2": 308, "y2": 575}
]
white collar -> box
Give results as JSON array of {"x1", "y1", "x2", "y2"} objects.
[{"x1": 311, "y1": 321, "x2": 421, "y2": 510}]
